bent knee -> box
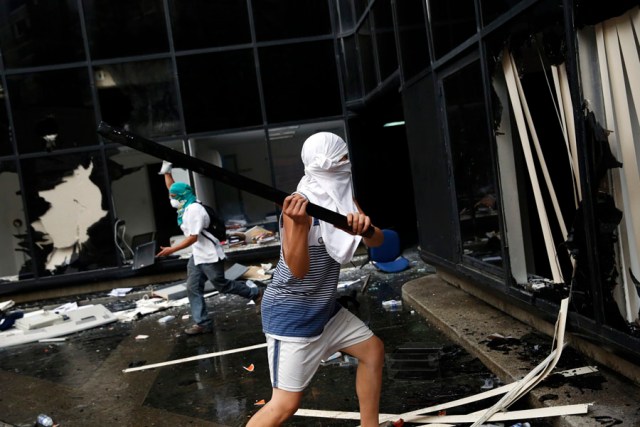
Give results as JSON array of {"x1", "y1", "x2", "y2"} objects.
[{"x1": 269, "y1": 389, "x2": 302, "y2": 419}]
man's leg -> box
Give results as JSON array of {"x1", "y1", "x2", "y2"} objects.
[
  {"x1": 341, "y1": 335, "x2": 385, "y2": 427},
  {"x1": 186, "y1": 257, "x2": 212, "y2": 330},
  {"x1": 246, "y1": 388, "x2": 303, "y2": 427},
  {"x1": 203, "y1": 260, "x2": 260, "y2": 300}
]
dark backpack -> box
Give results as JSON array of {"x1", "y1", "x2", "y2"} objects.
[{"x1": 196, "y1": 202, "x2": 227, "y2": 242}]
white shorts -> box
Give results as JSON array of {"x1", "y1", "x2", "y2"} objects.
[{"x1": 266, "y1": 307, "x2": 374, "y2": 392}]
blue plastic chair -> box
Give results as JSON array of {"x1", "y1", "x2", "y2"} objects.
[{"x1": 369, "y1": 229, "x2": 410, "y2": 273}]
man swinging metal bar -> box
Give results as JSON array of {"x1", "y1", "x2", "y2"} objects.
[{"x1": 96, "y1": 122, "x2": 374, "y2": 238}]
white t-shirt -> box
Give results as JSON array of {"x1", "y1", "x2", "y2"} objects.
[{"x1": 180, "y1": 202, "x2": 226, "y2": 265}]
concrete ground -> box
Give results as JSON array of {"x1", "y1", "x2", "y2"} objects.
[
  {"x1": 403, "y1": 274, "x2": 640, "y2": 426},
  {"x1": 1, "y1": 247, "x2": 639, "y2": 426}
]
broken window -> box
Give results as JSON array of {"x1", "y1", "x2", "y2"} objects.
[
  {"x1": 574, "y1": 8, "x2": 640, "y2": 328},
  {"x1": 19, "y1": 152, "x2": 117, "y2": 276},
  {"x1": 443, "y1": 57, "x2": 503, "y2": 269},
  {"x1": 489, "y1": 22, "x2": 577, "y2": 292},
  {"x1": 486, "y1": 2, "x2": 640, "y2": 333},
  {"x1": 107, "y1": 141, "x2": 185, "y2": 259},
  {"x1": 188, "y1": 131, "x2": 276, "y2": 227}
]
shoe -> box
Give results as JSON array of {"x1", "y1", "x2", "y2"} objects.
[
  {"x1": 379, "y1": 420, "x2": 404, "y2": 427},
  {"x1": 184, "y1": 324, "x2": 213, "y2": 335}
]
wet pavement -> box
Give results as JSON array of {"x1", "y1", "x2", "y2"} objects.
[
  {"x1": 11, "y1": 247, "x2": 633, "y2": 426},
  {"x1": 0, "y1": 249, "x2": 522, "y2": 427}
]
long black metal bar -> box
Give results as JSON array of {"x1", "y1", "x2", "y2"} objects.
[{"x1": 97, "y1": 122, "x2": 373, "y2": 237}]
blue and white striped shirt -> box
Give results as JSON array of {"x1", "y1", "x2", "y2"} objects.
[{"x1": 261, "y1": 218, "x2": 341, "y2": 340}]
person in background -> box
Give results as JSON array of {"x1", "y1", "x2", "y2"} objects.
[
  {"x1": 247, "y1": 132, "x2": 392, "y2": 427},
  {"x1": 156, "y1": 161, "x2": 262, "y2": 335}
]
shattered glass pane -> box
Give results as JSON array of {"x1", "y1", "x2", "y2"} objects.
[
  {"x1": 19, "y1": 153, "x2": 117, "y2": 276},
  {"x1": 106, "y1": 142, "x2": 183, "y2": 255}
]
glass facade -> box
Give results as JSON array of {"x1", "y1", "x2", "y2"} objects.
[{"x1": 0, "y1": 0, "x2": 378, "y2": 287}]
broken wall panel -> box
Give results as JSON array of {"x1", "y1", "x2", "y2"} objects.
[
  {"x1": 18, "y1": 152, "x2": 118, "y2": 276},
  {"x1": 575, "y1": 7, "x2": 640, "y2": 324}
]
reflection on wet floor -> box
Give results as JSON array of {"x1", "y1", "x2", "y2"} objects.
[{"x1": 0, "y1": 251, "x2": 508, "y2": 426}]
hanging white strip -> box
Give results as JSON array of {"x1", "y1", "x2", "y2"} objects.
[
  {"x1": 502, "y1": 51, "x2": 564, "y2": 282},
  {"x1": 552, "y1": 65, "x2": 580, "y2": 206},
  {"x1": 558, "y1": 63, "x2": 582, "y2": 201},
  {"x1": 551, "y1": 65, "x2": 569, "y2": 145},
  {"x1": 470, "y1": 297, "x2": 569, "y2": 426},
  {"x1": 386, "y1": 366, "x2": 595, "y2": 424},
  {"x1": 615, "y1": 13, "x2": 640, "y2": 316},
  {"x1": 493, "y1": 73, "x2": 529, "y2": 284},
  {"x1": 511, "y1": 55, "x2": 570, "y2": 241},
  {"x1": 594, "y1": 23, "x2": 638, "y2": 323},
  {"x1": 604, "y1": 18, "x2": 640, "y2": 292}
]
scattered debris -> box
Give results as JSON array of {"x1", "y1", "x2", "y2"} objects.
[
  {"x1": 321, "y1": 351, "x2": 342, "y2": 364},
  {"x1": 38, "y1": 337, "x2": 67, "y2": 343},
  {"x1": 158, "y1": 315, "x2": 175, "y2": 323},
  {"x1": 241, "y1": 266, "x2": 272, "y2": 281},
  {"x1": 35, "y1": 413, "x2": 54, "y2": 427},
  {"x1": 135, "y1": 335, "x2": 149, "y2": 340},
  {"x1": 0, "y1": 304, "x2": 117, "y2": 348},
  {"x1": 108, "y1": 287, "x2": 133, "y2": 297},
  {"x1": 382, "y1": 299, "x2": 403, "y2": 311},
  {"x1": 481, "y1": 377, "x2": 495, "y2": 390}
]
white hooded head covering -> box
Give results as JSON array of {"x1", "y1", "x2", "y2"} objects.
[{"x1": 296, "y1": 132, "x2": 362, "y2": 264}]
